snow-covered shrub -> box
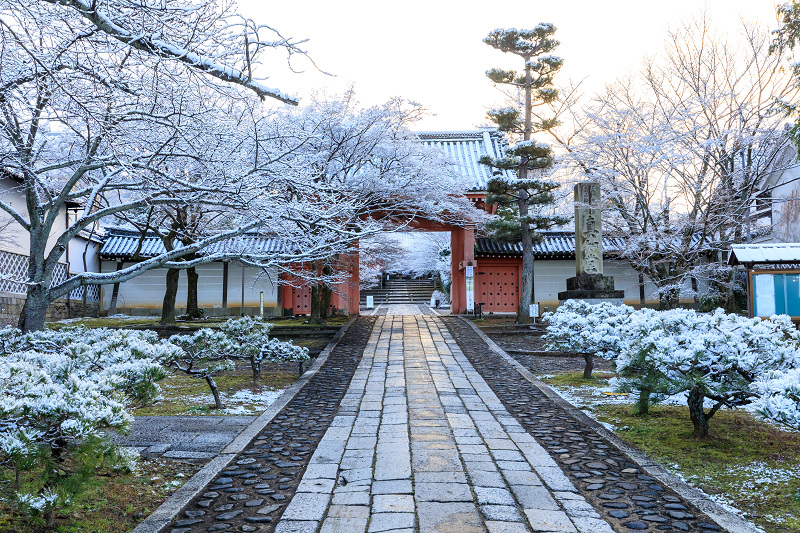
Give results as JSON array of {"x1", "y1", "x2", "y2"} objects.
[
  {"x1": 548, "y1": 303, "x2": 800, "y2": 436},
  {"x1": 0, "y1": 326, "x2": 172, "y2": 525},
  {"x1": 752, "y1": 367, "x2": 800, "y2": 429},
  {"x1": 544, "y1": 300, "x2": 635, "y2": 359},
  {"x1": 168, "y1": 329, "x2": 235, "y2": 409},
  {"x1": 219, "y1": 317, "x2": 309, "y2": 383},
  {"x1": 543, "y1": 300, "x2": 635, "y2": 378},
  {"x1": 169, "y1": 319, "x2": 309, "y2": 405},
  {"x1": 615, "y1": 308, "x2": 800, "y2": 435}
]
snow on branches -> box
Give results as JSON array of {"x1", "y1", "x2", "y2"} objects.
[{"x1": 544, "y1": 302, "x2": 800, "y2": 437}]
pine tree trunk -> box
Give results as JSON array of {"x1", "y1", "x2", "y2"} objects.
[
  {"x1": 582, "y1": 353, "x2": 594, "y2": 379},
  {"x1": 161, "y1": 268, "x2": 180, "y2": 324},
  {"x1": 205, "y1": 375, "x2": 223, "y2": 409},
  {"x1": 250, "y1": 354, "x2": 261, "y2": 384},
  {"x1": 186, "y1": 266, "x2": 200, "y2": 319},
  {"x1": 517, "y1": 192, "x2": 534, "y2": 324},
  {"x1": 634, "y1": 388, "x2": 652, "y2": 416},
  {"x1": 688, "y1": 384, "x2": 710, "y2": 438}
]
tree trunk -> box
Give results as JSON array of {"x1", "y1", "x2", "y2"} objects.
[
  {"x1": 186, "y1": 266, "x2": 201, "y2": 319},
  {"x1": 204, "y1": 375, "x2": 223, "y2": 409},
  {"x1": 310, "y1": 284, "x2": 320, "y2": 322},
  {"x1": 634, "y1": 388, "x2": 652, "y2": 416},
  {"x1": 109, "y1": 282, "x2": 121, "y2": 315},
  {"x1": 582, "y1": 353, "x2": 594, "y2": 379},
  {"x1": 688, "y1": 384, "x2": 709, "y2": 439},
  {"x1": 250, "y1": 354, "x2": 261, "y2": 384},
  {"x1": 44, "y1": 509, "x2": 55, "y2": 528},
  {"x1": 517, "y1": 191, "x2": 534, "y2": 324},
  {"x1": 161, "y1": 268, "x2": 180, "y2": 324},
  {"x1": 320, "y1": 283, "x2": 332, "y2": 319},
  {"x1": 17, "y1": 284, "x2": 49, "y2": 333}
]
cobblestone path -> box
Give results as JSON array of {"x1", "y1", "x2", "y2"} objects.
[
  {"x1": 166, "y1": 316, "x2": 376, "y2": 533},
  {"x1": 165, "y1": 314, "x2": 731, "y2": 533},
  {"x1": 443, "y1": 317, "x2": 723, "y2": 533}
]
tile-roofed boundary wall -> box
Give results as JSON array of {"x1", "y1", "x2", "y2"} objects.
[
  {"x1": 475, "y1": 233, "x2": 628, "y2": 259},
  {"x1": 99, "y1": 227, "x2": 286, "y2": 260},
  {"x1": 417, "y1": 129, "x2": 516, "y2": 192}
]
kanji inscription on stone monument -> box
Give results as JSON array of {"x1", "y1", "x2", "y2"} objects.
[{"x1": 574, "y1": 182, "x2": 603, "y2": 276}]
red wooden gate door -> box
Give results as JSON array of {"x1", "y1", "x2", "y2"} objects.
[
  {"x1": 293, "y1": 285, "x2": 312, "y2": 315},
  {"x1": 475, "y1": 265, "x2": 519, "y2": 312}
]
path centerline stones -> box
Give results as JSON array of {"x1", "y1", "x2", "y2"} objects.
[{"x1": 275, "y1": 314, "x2": 612, "y2": 533}]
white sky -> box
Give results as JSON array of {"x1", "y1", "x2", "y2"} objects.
[{"x1": 238, "y1": 0, "x2": 782, "y2": 131}]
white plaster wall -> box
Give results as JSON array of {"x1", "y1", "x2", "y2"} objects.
[
  {"x1": 67, "y1": 237, "x2": 100, "y2": 274},
  {"x1": 531, "y1": 259, "x2": 676, "y2": 307},
  {"x1": 100, "y1": 261, "x2": 278, "y2": 310},
  {"x1": 0, "y1": 178, "x2": 68, "y2": 257},
  {"x1": 532, "y1": 260, "x2": 573, "y2": 305},
  {"x1": 1, "y1": 178, "x2": 98, "y2": 269}
]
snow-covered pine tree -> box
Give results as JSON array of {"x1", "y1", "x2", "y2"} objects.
[{"x1": 480, "y1": 25, "x2": 569, "y2": 323}]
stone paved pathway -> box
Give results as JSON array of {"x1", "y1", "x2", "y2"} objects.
[
  {"x1": 275, "y1": 315, "x2": 614, "y2": 533},
  {"x1": 165, "y1": 313, "x2": 734, "y2": 533}
]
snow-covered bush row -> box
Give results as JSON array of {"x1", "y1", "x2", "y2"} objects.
[
  {"x1": 0, "y1": 326, "x2": 173, "y2": 524},
  {"x1": 543, "y1": 304, "x2": 800, "y2": 436}
]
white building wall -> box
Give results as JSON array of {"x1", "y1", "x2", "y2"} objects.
[
  {"x1": 0, "y1": 178, "x2": 69, "y2": 258},
  {"x1": 531, "y1": 258, "x2": 683, "y2": 307},
  {"x1": 67, "y1": 236, "x2": 100, "y2": 274},
  {"x1": 100, "y1": 261, "x2": 278, "y2": 311}
]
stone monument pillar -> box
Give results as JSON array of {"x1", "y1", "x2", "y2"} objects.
[{"x1": 558, "y1": 182, "x2": 624, "y2": 304}]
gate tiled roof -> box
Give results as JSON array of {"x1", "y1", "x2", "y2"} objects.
[{"x1": 417, "y1": 130, "x2": 516, "y2": 192}]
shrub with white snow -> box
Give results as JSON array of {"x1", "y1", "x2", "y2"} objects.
[
  {"x1": 0, "y1": 326, "x2": 172, "y2": 526},
  {"x1": 544, "y1": 304, "x2": 800, "y2": 437}
]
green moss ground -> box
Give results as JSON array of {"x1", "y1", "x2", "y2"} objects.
[
  {"x1": 0, "y1": 457, "x2": 199, "y2": 533},
  {"x1": 592, "y1": 404, "x2": 800, "y2": 533},
  {"x1": 133, "y1": 363, "x2": 299, "y2": 416}
]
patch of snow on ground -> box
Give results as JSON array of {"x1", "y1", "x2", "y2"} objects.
[{"x1": 163, "y1": 387, "x2": 287, "y2": 415}]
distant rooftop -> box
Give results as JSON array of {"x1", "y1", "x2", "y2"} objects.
[{"x1": 416, "y1": 129, "x2": 516, "y2": 192}]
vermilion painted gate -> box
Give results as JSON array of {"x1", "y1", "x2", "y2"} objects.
[{"x1": 475, "y1": 262, "x2": 519, "y2": 312}]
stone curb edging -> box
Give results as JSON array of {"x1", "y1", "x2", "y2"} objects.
[
  {"x1": 457, "y1": 316, "x2": 764, "y2": 533},
  {"x1": 129, "y1": 316, "x2": 357, "y2": 533}
]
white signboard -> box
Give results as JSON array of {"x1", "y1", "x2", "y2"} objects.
[
  {"x1": 366, "y1": 295, "x2": 374, "y2": 309},
  {"x1": 465, "y1": 265, "x2": 475, "y2": 312},
  {"x1": 530, "y1": 304, "x2": 539, "y2": 318},
  {"x1": 754, "y1": 274, "x2": 775, "y2": 317}
]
